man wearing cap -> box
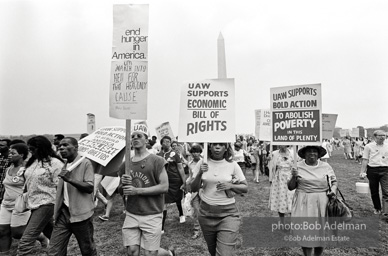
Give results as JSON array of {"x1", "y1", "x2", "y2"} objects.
[
  {"x1": 360, "y1": 130, "x2": 388, "y2": 215},
  {"x1": 48, "y1": 137, "x2": 96, "y2": 255},
  {"x1": 119, "y1": 126, "x2": 173, "y2": 256}
]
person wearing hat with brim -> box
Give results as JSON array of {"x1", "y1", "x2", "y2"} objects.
[
  {"x1": 288, "y1": 145, "x2": 338, "y2": 256},
  {"x1": 359, "y1": 130, "x2": 388, "y2": 215}
]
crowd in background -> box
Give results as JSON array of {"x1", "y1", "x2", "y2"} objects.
[{"x1": 0, "y1": 130, "x2": 387, "y2": 256}]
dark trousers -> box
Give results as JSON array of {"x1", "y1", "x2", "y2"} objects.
[
  {"x1": 367, "y1": 166, "x2": 388, "y2": 211},
  {"x1": 17, "y1": 204, "x2": 54, "y2": 256},
  {"x1": 48, "y1": 206, "x2": 97, "y2": 256}
]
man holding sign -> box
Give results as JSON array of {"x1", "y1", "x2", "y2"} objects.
[{"x1": 119, "y1": 128, "x2": 171, "y2": 256}]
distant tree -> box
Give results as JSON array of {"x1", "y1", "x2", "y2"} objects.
[
  {"x1": 379, "y1": 125, "x2": 388, "y2": 132},
  {"x1": 366, "y1": 130, "x2": 374, "y2": 138},
  {"x1": 366, "y1": 125, "x2": 388, "y2": 138},
  {"x1": 333, "y1": 127, "x2": 341, "y2": 138},
  {"x1": 357, "y1": 126, "x2": 365, "y2": 137}
]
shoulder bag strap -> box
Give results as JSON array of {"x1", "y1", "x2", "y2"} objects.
[
  {"x1": 326, "y1": 175, "x2": 332, "y2": 192},
  {"x1": 327, "y1": 174, "x2": 346, "y2": 201},
  {"x1": 336, "y1": 188, "x2": 346, "y2": 202}
]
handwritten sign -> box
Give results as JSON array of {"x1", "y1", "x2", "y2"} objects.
[
  {"x1": 270, "y1": 84, "x2": 322, "y2": 145},
  {"x1": 155, "y1": 122, "x2": 175, "y2": 140},
  {"x1": 255, "y1": 109, "x2": 271, "y2": 141},
  {"x1": 322, "y1": 113, "x2": 338, "y2": 140},
  {"x1": 109, "y1": 5, "x2": 149, "y2": 119},
  {"x1": 178, "y1": 79, "x2": 235, "y2": 142},
  {"x1": 78, "y1": 126, "x2": 126, "y2": 166}
]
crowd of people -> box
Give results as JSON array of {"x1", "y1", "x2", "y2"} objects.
[{"x1": 0, "y1": 129, "x2": 387, "y2": 256}]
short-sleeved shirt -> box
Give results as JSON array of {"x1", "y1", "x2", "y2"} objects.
[
  {"x1": 119, "y1": 154, "x2": 167, "y2": 215},
  {"x1": 233, "y1": 150, "x2": 245, "y2": 163},
  {"x1": 192, "y1": 158, "x2": 246, "y2": 205},
  {"x1": 363, "y1": 141, "x2": 388, "y2": 167},
  {"x1": 294, "y1": 160, "x2": 337, "y2": 193},
  {"x1": 25, "y1": 158, "x2": 63, "y2": 210}
]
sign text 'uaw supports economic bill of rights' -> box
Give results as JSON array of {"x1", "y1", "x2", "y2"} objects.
[
  {"x1": 178, "y1": 79, "x2": 235, "y2": 142},
  {"x1": 110, "y1": 4, "x2": 149, "y2": 119},
  {"x1": 270, "y1": 84, "x2": 322, "y2": 145}
]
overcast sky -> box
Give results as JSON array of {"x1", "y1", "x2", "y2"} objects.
[{"x1": 1, "y1": 0, "x2": 387, "y2": 136}]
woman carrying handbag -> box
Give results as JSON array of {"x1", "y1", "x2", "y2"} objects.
[{"x1": 0, "y1": 143, "x2": 48, "y2": 253}]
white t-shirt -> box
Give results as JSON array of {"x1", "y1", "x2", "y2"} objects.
[
  {"x1": 192, "y1": 158, "x2": 246, "y2": 205},
  {"x1": 63, "y1": 162, "x2": 73, "y2": 207},
  {"x1": 233, "y1": 149, "x2": 245, "y2": 163},
  {"x1": 363, "y1": 141, "x2": 388, "y2": 167}
]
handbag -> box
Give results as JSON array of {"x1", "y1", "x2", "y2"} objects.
[
  {"x1": 326, "y1": 176, "x2": 353, "y2": 221},
  {"x1": 14, "y1": 192, "x2": 29, "y2": 213},
  {"x1": 181, "y1": 192, "x2": 193, "y2": 217},
  {"x1": 244, "y1": 152, "x2": 252, "y2": 168}
]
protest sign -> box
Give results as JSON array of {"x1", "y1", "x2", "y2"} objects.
[
  {"x1": 87, "y1": 113, "x2": 96, "y2": 134},
  {"x1": 178, "y1": 79, "x2": 235, "y2": 142},
  {"x1": 92, "y1": 148, "x2": 125, "y2": 177},
  {"x1": 78, "y1": 126, "x2": 126, "y2": 166},
  {"x1": 155, "y1": 122, "x2": 175, "y2": 140},
  {"x1": 270, "y1": 84, "x2": 322, "y2": 145},
  {"x1": 322, "y1": 113, "x2": 338, "y2": 140},
  {"x1": 109, "y1": 4, "x2": 149, "y2": 119},
  {"x1": 339, "y1": 129, "x2": 349, "y2": 137},
  {"x1": 351, "y1": 128, "x2": 360, "y2": 138},
  {"x1": 255, "y1": 109, "x2": 271, "y2": 141}
]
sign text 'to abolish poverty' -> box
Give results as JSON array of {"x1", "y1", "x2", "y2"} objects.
[{"x1": 270, "y1": 84, "x2": 322, "y2": 145}]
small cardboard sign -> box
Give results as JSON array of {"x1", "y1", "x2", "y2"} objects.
[
  {"x1": 255, "y1": 109, "x2": 271, "y2": 141},
  {"x1": 351, "y1": 128, "x2": 360, "y2": 138},
  {"x1": 155, "y1": 122, "x2": 175, "y2": 140},
  {"x1": 322, "y1": 113, "x2": 338, "y2": 140}
]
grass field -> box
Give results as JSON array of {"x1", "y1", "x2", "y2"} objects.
[{"x1": 6, "y1": 149, "x2": 388, "y2": 256}]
